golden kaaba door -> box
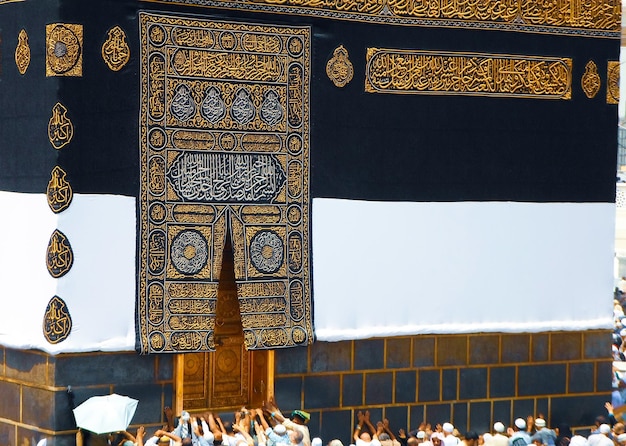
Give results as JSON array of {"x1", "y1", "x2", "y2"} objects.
[
  {"x1": 182, "y1": 349, "x2": 269, "y2": 410},
  {"x1": 182, "y1": 234, "x2": 271, "y2": 410}
]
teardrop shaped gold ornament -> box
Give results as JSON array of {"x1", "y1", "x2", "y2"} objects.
[
  {"x1": 326, "y1": 45, "x2": 354, "y2": 88},
  {"x1": 15, "y1": 29, "x2": 31, "y2": 75},
  {"x1": 102, "y1": 25, "x2": 131, "y2": 71},
  {"x1": 581, "y1": 60, "x2": 601, "y2": 99}
]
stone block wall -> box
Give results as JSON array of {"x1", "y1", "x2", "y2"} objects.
[
  {"x1": 274, "y1": 331, "x2": 613, "y2": 444},
  {"x1": 0, "y1": 331, "x2": 613, "y2": 446},
  {"x1": 0, "y1": 348, "x2": 175, "y2": 446}
]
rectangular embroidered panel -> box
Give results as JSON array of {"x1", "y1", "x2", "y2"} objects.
[
  {"x1": 365, "y1": 48, "x2": 572, "y2": 99},
  {"x1": 138, "y1": 12, "x2": 312, "y2": 353}
]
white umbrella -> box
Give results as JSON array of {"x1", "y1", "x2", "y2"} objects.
[{"x1": 73, "y1": 393, "x2": 138, "y2": 434}]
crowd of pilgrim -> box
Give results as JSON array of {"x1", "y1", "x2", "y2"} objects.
[
  {"x1": 78, "y1": 295, "x2": 626, "y2": 446},
  {"x1": 97, "y1": 397, "x2": 626, "y2": 446}
]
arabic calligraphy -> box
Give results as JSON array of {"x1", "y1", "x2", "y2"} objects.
[
  {"x1": 249, "y1": 229, "x2": 285, "y2": 273},
  {"x1": 170, "y1": 229, "x2": 210, "y2": 275},
  {"x1": 138, "y1": 13, "x2": 312, "y2": 353},
  {"x1": 288, "y1": 231, "x2": 303, "y2": 273},
  {"x1": 48, "y1": 103, "x2": 74, "y2": 149},
  {"x1": 326, "y1": 45, "x2": 354, "y2": 88},
  {"x1": 238, "y1": 281, "x2": 286, "y2": 297},
  {"x1": 150, "y1": 332, "x2": 166, "y2": 351},
  {"x1": 170, "y1": 48, "x2": 286, "y2": 82},
  {"x1": 165, "y1": 79, "x2": 288, "y2": 131},
  {"x1": 171, "y1": 203, "x2": 216, "y2": 223},
  {"x1": 581, "y1": 60, "x2": 601, "y2": 99},
  {"x1": 46, "y1": 229, "x2": 74, "y2": 278},
  {"x1": 43, "y1": 296, "x2": 72, "y2": 344},
  {"x1": 365, "y1": 48, "x2": 572, "y2": 99},
  {"x1": 260, "y1": 328, "x2": 289, "y2": 346},
  {"x1": 241, "y1": 205, "x2": 282, "y2": 224},
  {"x1": 289, "y1": 279, "x2": 305, "y2": 321},
  {"x1": 242, "y1": 134, "x2": 282, "y2": 152},
  {"x1": 291, "y1": 326, "x2": 307, "y2": 343},
  {"x1": 239, "y1": 296, "x2": 287, "y2": 312},
  {"x1": 148, "y1": 230, "x2": 167, "y2": 275},
  {"x1": 169, "y1": 282, "x2": 218, "y2": 298},
  {"x1": 242, "y1": 312, "x2": 287, "y2": 328},
  {"x1": 172, "y1": 27, "x2": 215, "y2": 47},
  {"x1": 152, "y1": 0, "x2": 620, "y2": 36},
  {"x1": 168, "y1": 152, "x2": 287, "y2": 203},
  {"x1": 243, "y1": 33, "x2": 282, "y2": 53},
  {"x1": 46, "y1": 23, "x2": 83, "y2": 77},
  {"x1": 47, "y1": 166, "x2": 73, "y2": 213},
  {"x1": 171, "y1": 331, "x2": 204, "y2": 350},
  {"x1": 15, "y1": 29, "x2": 30, "y2": 75},
  {"x1": 170, "y1": 315, "x2": 215, "y2": 330},
  {"x1": 288, "y1": 64, "x2": 304, "y2": 127},
  {"x1": 169, "y1": 298, "x2": 217, "y2": 313},
  {"x1": 102, "y1": 25, "x2": 131, "y2": 71},
  {"x1": 148, "y1": 282, "x2": 165, "y2": 324}
]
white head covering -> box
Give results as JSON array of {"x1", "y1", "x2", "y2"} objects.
[
  {"x1": 443, "y1": 423, "x2": 454, "y2": 434},
  {"x1": 569, "y1": 436, "x2": 588, "y2": 446}
]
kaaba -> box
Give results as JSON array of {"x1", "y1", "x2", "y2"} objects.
[{"x1": 0, "y1": 0, "x2": 620, "y2": 444}]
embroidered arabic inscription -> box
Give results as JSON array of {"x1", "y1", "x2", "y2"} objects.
[
  {"x1": 365, "y1": 48, "x2": 572, "y2": 99},
  {"x1": 151, "y1": 0, "x2": 620, "y2": 37},
  {"x1": 138, "y1": 12, "x2": 312, "y2": 353}
]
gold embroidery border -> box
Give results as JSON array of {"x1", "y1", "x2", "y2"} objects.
[
  {"x1": 365, "y1": 48, "x2": 572, "y2": 100},
  {"x1": 146, "y1": 0, "x2": 621, "y2": 38},
  {"x1": 138, "y1": 12, "x2": 312, "y2": 353}
]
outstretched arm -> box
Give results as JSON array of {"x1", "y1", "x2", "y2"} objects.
[
  {"x1": 264, "y1": 397, "x2": 286, "y2": 423},
  {"x1": 354, "y1": 411, "x2": 365, "y2": 442},
  {"x1": 204, "y1": 412, "x2": 222, "y2": 442},
  {"x1": 376, "y1": 422, "x2": 385, "y2": 439},
  {"x1": 135, "y1": 427, "x2": 146, "y2": 446},
  {"x1": 364, "y1": 412, "x2": 377, "y2": 439},
  {"x1": 383, "y1": 419, "x2": 397, "y2": 441},
  {"x1": 163, "y1": 407, "x2": 175, "y2": 432},
  {"x1": 256, "y1": 408, "x2": 272, "y2": 431}
]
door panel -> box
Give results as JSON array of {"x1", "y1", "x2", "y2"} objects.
[{"x1": 182, "y1": 228, "x2": 270, "y2": 411}]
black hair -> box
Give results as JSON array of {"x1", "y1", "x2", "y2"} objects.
[{"x1": 464, "y1": 432, "x2": 479, "y2": 441}]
